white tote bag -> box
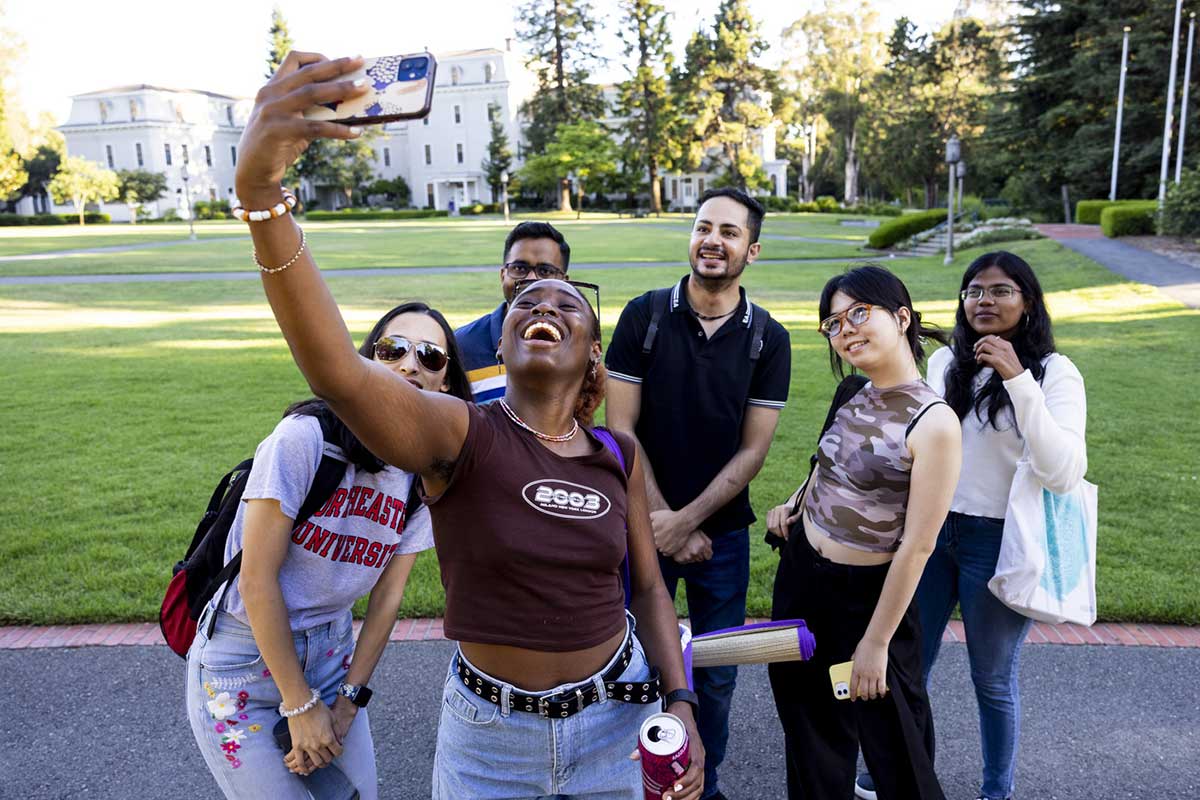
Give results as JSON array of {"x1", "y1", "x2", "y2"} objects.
[{"x1": 987, "y1": 457, "x2": 1098, "y2": 625}]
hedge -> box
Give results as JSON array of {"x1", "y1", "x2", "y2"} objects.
[
  {"x1": 1075, "y1": 199, "x2": 1152, "y2": 225},
  {"x1": 0, "y1": 212, "x2": 111, "y2": 226},
  {"x1": 304, "y1": 209, "x2": 449, "y2": 221},
  {"x1": 867, "y1": 209, "x2": 948, "y2": 249},
  {"x1": 1100, "y1": 202, "x2": 1157, "y2": 238}
]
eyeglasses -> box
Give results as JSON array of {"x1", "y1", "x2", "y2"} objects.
[
  {"x1": 819, "y1": 303, "x2": 873, "y2": 338},
  {"x1": 961, "y1": 285, "x2": 1022, "y2": 301},
  {"x1": 512, "y1": 278, "x2": 602, "y2": 327},
  {"x1": 504, "y1": 261, "x2": 567, "y2": 280},
  {"x1": 373, "y1": 336, "x2": 450, "y2": 372}
]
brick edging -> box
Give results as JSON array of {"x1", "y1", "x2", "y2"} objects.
[{"x1": 1, "y1": 619, "x2": 1197, "y2": 651}]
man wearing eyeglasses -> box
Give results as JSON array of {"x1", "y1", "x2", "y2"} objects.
[{"x1": 454, "y1": 222, "x2": 571, "y2": 403}]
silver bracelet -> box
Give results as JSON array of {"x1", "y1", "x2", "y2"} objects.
[{"x1": 278, "y1": 687, "x2": 320, "y2": 718}]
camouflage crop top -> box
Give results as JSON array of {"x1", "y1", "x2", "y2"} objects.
[{"x1": 804, "y1": 379, "x2": 945, "y2": 553}]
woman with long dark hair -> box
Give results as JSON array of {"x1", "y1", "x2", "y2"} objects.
[
  {"x1": 223, "y1": 52, "x2": 705, "y2": 800},
  {"x1": 186, "y1": 301, "x2": 473, "y2": 798},
  {"x1": 766, "y1": 265, "x2": 960, "y2": 800},
  {"x1": 915, "y1": 251, "x2": 1086, "y2": 800}
]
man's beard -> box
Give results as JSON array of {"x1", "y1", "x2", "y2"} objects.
[{"x1": 689, "y1": 248, "x2": 748, "y2": 290}]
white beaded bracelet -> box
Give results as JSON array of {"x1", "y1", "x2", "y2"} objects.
[
  {"x1": 279, "y1": 687, "x2": 321, "y2": 718},
  {"x1": 233, "y1": 188, "x2": 298, "y2": 223}
]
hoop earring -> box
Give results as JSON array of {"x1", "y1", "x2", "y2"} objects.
[{"x1": 495, "y1": 349, "x2": 503, "y2": 364}]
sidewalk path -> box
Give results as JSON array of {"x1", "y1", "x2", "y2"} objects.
[
  {"x1": 2, "y1": 618, "x2": 1195, "y2": 650},
  {"x1": 1036, "y1": 223, "x2": 1200, "y2": 308}
]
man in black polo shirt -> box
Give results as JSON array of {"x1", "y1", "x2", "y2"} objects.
[{"x1": 605, "y1": 188, "x2": 790, "y2": 800}]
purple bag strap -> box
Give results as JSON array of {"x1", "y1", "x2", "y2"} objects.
[{"x1": 592, "y1": 426, "x2": 633, "y2": 609}]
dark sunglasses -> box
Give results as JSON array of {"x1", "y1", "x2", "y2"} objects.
[
  {"x1": 504, "y1": 261, "x2": 567, "y2": 280},
  {"x1": 512, "y1": 278, "x2": 602, "y2": 327},
  {"x1": 373, "y1": 335, "x2": 450, "y2": 372}
]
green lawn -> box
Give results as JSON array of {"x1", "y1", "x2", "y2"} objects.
[{"x1": 1, "y1": 229, "x2": 1196, "y2": 625}]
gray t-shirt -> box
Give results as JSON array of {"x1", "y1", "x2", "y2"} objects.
[{"x1": 217, "y1": 414, "x2": 433, "y2": 630}]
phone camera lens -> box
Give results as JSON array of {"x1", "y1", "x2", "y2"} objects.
[{"x1": 399, "y1": 60, "x2": 411, "y2": 69}]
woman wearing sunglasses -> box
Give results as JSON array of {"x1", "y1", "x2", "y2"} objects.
[
  {"x1": 185, "y1": 301, "x2": 472, "y2": 799},
  {"x1": 764, "y1": 265, "x2": 960, "y2": 800},
  {"x1": 224, "y1": 53, "x2": 705, "y2": 800}
]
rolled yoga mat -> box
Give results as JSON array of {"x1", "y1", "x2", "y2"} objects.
[{"x1": 687, "y1": 619, "x2": 816, "y2": 668}]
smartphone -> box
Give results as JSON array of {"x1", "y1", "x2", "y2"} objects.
[
  {"x1": 304, "y1": 52, "x2": 437, "y2": 125},
  {"x1": 829, "y1": 660, "x2": 853, "y2": 700}
]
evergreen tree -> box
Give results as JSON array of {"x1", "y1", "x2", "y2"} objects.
[
  {"x1": 266, "y1": 6, "x2": 294, "y2": 79},
  {"x1": 481, "y1": 105, "x2": 515, "y2": 200},
  {"x1": 615, "y1": 0, "x2": 676, "y2": 213}
]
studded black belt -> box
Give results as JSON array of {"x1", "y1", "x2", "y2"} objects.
[{"x1": 454, "y1": 631, "x2": 662, "y2": 718}]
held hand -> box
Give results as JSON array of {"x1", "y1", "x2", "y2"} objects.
[
  {"x1": 628, "y1": 702, "x2": 706, "y2": 800},
  {"x1": 283, "y1": 701, "x2": 343, "y2": 775},
  {"x1": 671, "y1": 532, "x2": 712, "y2": 565},
  {"x1": 849, "y1": 638, "x2": 889, "y2": 702},
  {"x1": 236, "y1": 53, "x2": 369, "y2": 201},
  {"x1": 650, "y1": 509, "x2": 693, "y2": 557},
  {"x1": 330, "y1": 695, "x2": 359, "y2": 743},
  {"x1": 973, "y1": 335, "x2": 1024, "y2": 381},
  {"x1": 766, "y1": 501, "x2": 802, "y2": 540}
]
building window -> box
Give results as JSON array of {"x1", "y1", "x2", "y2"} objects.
[
  {"x1": 99, "y1": 101, "x2": 109, "y2": 123},
  {"x1": 488, "y1": 103, "x2": 498, "y2": 123},
  {"x1": 450, "y1": 66, "x2": 462, "y2": 85},
  {"x1": 105, "y1": 144, "x2": 114, "y2": 168},
  {"x1": 485, "y1": 63, "x2": 495, "y2": 83},
  {"x1": 164, "y1": 143, "x2": 172, "y2": 166},
  {"x1": 426, "y1": 183, "x2": 435, "y2": 209},
  {"x1": 230, "y1": 146, "x2": 237, "y2": 166},
  {"x1": 423, "y1": 117, "x2": 429, "y2": 126},
  {"x1": 135, "y1": 143, "x2": 144, "y2": 168},
  {"x1": 226, "y1": 105, "x2": 234, "y2": 126},
  {"x1": 456, "y1": 143, "x2": 464, "y2": 164},
  {"x1": 671, "y1": 179, "x2": 679, "y2": 199},
  {"x1": 384, "y1": 147, "x2": 391, "y2": 167},
  {"x1": 204, "y1": 145, "x2": 212, "y2": 167},
  {"x1": 454, "y1": 105, "x2": 462, "y2": 124},
  {"x1": 182, "y1": 144, "x2": 189, "y2": 164},
  {"x1": 698, "y1": 178, "x2": 705, "y2": 194},
  {"x1": 424, "y1": 144, "x2": 432, "y2": 165},
  {"x1": 129, "y1": 100, "x2": 139, "y2": 121}
]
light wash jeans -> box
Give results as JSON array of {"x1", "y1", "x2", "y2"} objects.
[
  {"x1": 432, "y1": 615, "x2": 659, "y2": 800},
  {"x1": 917, "y1": 512, "x2": 1034, "y2": 800},
  {"x1": 186, "y1": 608, "x2": 377, "y2": 799}
]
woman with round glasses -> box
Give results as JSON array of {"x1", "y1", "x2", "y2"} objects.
[
  {"x1": 913, "y1": 251, "x2": 1086, "y2": 800},
  {"x1": 186, "y1": 301, "x2": 473, "y2": 798},
  {"x1": 765, "y1": 265, "x2": 960, "y2": 800},
  {"x1": 223, "y1": 53, "x2": 705, "y2": 800}
]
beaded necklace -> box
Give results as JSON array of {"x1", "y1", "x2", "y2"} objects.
[{"x1": 499, "y1": 399, "x2": 579, "y2": 443}]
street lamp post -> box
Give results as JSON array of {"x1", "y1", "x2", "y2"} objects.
[
  {"x1": 957, "y1": 159, "x2": 967, "y2": 218},
  {"x1": 500, "y1": 170, "x2": 510, "y2": 223},
  {"x1": 1159, "y1": 0, "x2": 1185, "y2": 208},
  {"x1": 944, "y1": 134, "x2": 961, "y2": 266},
  {"x1": 181, "y1": 167, "x2": 196, "y2": 241},
  {"x1": 1177, "y1": 13, "x2": 1197, "y2": 184},
  {"x1": 1111, "y1": 26, "x2": 1132, "y2": 200}
]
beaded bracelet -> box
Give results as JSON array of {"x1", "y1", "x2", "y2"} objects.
[
  {"x1": 233, "y1": 188, "x2": 298, "y2": 223},
  {"x1": 254, "y1": 226, "x2": 307, "y2": 274},
  {"x1": 279, "y1": 687, "x2": 321, "y2": 718}
]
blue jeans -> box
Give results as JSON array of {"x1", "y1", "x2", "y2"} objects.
[
  {"x1": 186, "y1": 609, "x2": 377, "y2": 799},
  {"x1": 658, "y1": 527, "x2": 749, "y2": 799},
  {"x1": 916, "y1": 512, "x2": 1033, "y2": 800},
  {"x1": 432, "y1": 614, "x2": 659, "y2": 799}
]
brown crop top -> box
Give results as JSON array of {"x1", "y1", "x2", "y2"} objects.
[{"x1": 422, "y1": 402, "x2": 634, "y2": 652}]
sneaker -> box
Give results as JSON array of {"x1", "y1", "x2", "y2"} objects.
[{"x1": 854, "y1": 772, "x2": 877, "y2": 800}]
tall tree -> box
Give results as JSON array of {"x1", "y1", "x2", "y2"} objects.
[
  {"x1": 265, "y1": 6, "x2": 294, "y2": 79},
  {"x1": 521, "y1": 121, "x2": 617, "y2": 218},
  {"x1": 783, "y1": 0, "x2": 885, "y2": 203},
  {"x1": 481, "y1": 106, "x2": 515, "y2": 200},
  {"x1": 116, "y1": 169, "x2": 168, "y2": 223},
  {"x1": 47, "y1": 156, "x2": 119, "y2": 224},
  {"x1": 0, "y1": 1, "x2": 27, "y2": 205},
  {"x1": 516, "y1": 0, "x2": 607, "y2": 210},
  {"x1": 615, "y1": 0, "x2": 676, "y2": 213}
]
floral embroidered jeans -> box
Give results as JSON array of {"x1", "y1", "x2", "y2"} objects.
[{"x1": 186, "y1": 608, "x2": 377, "y2": 799}]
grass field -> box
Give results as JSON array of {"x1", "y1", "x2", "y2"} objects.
[{"x1": 1, "y1": 220, "x2": 1197, "y2": 625}]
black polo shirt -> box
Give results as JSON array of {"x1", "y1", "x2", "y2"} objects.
[{"x1": 605, "y1": 275, "x2": 791, "y2": 536}]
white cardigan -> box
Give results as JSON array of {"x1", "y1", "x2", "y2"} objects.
[{"x1": 926, "y1": 346, "x2": 1088, "y2": 519}]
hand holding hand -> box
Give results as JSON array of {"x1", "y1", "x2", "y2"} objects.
[
  {"x1": 973, "y1": 335, "x2": 1023, "y2": 381},
  {"x1": 672, "y1": 532, "x2": 712, "y2": 564},
  {"x1": 282, "y1": 701, "x2": 342, "y2": 775},
  {"x1": 330, "y1": 695, "x2": 359, "y2": 743},
  {"x1": 650, "y1": 509, "x2": 694, "y2": 556}
]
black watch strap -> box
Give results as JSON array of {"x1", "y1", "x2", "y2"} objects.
[
  {"x1": 339, "y1": 682, "x2": 373, "y2": 708},
  {"x1": 664, "y1": 688, "x2": 699, "y2": 715}
]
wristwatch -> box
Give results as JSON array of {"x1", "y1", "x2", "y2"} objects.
[
  {"x1": 337, "y1": 682, "x2": 373, "y2": 708},
  {"x1": 663, "y1": 688, "x2": 700, "y2": 716}
]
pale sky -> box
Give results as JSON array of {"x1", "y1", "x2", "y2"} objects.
[{"x1": 6, "y1": 0, "x2": 960, "y2": 125}]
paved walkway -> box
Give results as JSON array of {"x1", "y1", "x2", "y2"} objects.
[
  {"x1": 1036, "y1": 223, "x2": 1200, "y2": 308},
  {"x1": 2, "y1": 618, "x2": 1195, "y2": 650}
]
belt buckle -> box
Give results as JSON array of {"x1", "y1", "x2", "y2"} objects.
[{"x1": 537, "y1": 696, "x2": 551, "y2": 718}]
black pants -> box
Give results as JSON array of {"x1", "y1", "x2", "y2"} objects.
[{"x1": 768, "y1": 522, "x2": 945, "y2": 800}]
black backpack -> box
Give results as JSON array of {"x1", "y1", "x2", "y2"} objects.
[
  {"x1": 641, "y1": 286, "x2": 769, "y2": 361},
  {"x1": 160, "y1": 414, "x2": 348, "y2": 657}
]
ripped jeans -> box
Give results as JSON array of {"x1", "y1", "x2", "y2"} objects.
[{"x1": 185, "y1": 609, "x2": 377, "y2": 799}]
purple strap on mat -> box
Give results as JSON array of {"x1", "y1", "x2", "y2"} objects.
[{"x1": 691, "y1": 618, "x2": 817, "y2": 661}]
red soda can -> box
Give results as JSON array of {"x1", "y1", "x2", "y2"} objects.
[{"x1": 638, "y1": 712, "x2": 690, "y2": 800}]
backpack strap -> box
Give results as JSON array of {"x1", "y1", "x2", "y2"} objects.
[
  {"x1": 641, "y1": 287, "x2": 673, "y2": 355},
  {"x1": 592, "y1": 426, "x2": 633, "y2": 609},
  {"x1": 748, "y1": 303, "x2": 768, "y2": 362},
  {"x1": 186, "y1": 458, "x2": 253, "y2": 559}
]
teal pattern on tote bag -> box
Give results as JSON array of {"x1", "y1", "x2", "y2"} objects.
[{"x1": 1038, "y1": 488, "x2": 1089, "y2": 600}]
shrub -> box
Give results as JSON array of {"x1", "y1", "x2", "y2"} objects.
[
  {"x1": 459, "y1": 203, "x2": 486, "y2": 216},
  {"x1": 815, "y1": 195, "x2": 839, "y2": 213},
  {"x1": 867, "y1": 209, "x2": 948, "y2": 249},
  {"x1": 760, "y1": 195, "x2": 793, "y2": 212},
  {"x1": 956, "y1": 226, "x2": 1045, "y2": 249},
  {"x1": 1075, "y1": 199, "x2": 1152, "y2": 225},
  {"x1": 304, "y1": 209, "x2": 449, "y2": 221},
  {"x1": 1160, "y1": 168, "x2": 1200, "y2": 236},
  {"x1": 1100, "y1": 202, "x2": 1157, "y2": 237}
]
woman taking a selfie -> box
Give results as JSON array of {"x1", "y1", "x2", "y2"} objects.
[
  {"x1": 765, "y1": 265, "x2": 960, "y2": 800},
  {"x1": 185, "y1": 301, "x2": 473, "y2": 799},
  {"x1": 227, "y1": 52, "x2": 705, "y2": 800}
]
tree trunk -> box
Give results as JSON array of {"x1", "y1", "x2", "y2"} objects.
[
  {"x1": 75, "y1": 197, "x2": 85, "y2": 226},
  {"x1": 559, "y1": 178, "x2": 573, "y2": 212},
  {"x1": 128, "y1": 204, "x2": 138, "y2": 224},
  {"x1": 843, "y1": 128, "x2": 859, "y2": 206},
  {"x1": 576, "y1": 183, "x2": 583, "y2": 220},
  {"x1": 552, "y1": 0, "x2": 566, "y2": 119},
  {"x1": 923, "y1": 178, "x2": 936, "y2": 210},
  {"x1": 649, "y1": 161, "x2": 662, "y2": 214}
]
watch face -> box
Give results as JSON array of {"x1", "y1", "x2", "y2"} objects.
[{"x1": 338, "y1": 683, "x2": 358, "y2": 699}]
